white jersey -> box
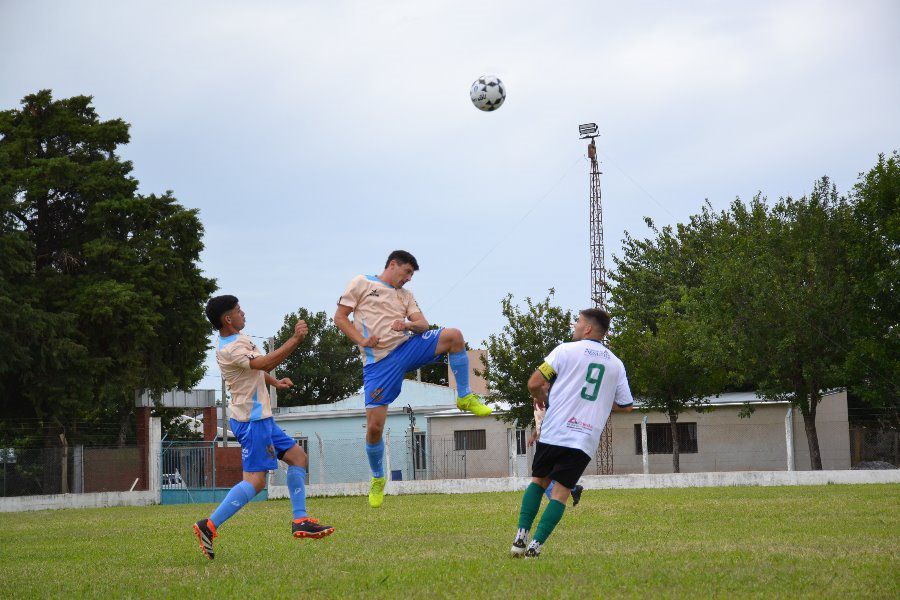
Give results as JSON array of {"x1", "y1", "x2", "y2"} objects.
[{"x1": 538, "y1": 339, "x2": 634, "y2": 456}]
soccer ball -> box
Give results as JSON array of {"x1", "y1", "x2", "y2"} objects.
[{"x1": 470, "y1": 75, "x2": 506, "y2": 112}]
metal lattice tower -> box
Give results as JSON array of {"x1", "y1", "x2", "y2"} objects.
[
  {"x1": 579, "y1": 123, "x2": 613, "y2": 474},
  {"x1": 587, "y1": 138, "x2": 607, "y2": 310}
]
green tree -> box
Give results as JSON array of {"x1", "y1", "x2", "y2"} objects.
[
  {"x1": 479, "y1": 291, "x2": 574, "y2": 427},
  {"x1": 609, "y1": 219, "x2": 724, "y2": 472},
  {"x1": 690, "y1": 180, "x2": 852, "y2": 469},
  {"x1": 0, "y1": 90, "x2": 215, "y2": 447},
  {"x1": 270, "y1": 307, "x2": 362, "y2": 406},
  {"x1": 844, "y1": 152, "x2": 899, "y2": 411}
]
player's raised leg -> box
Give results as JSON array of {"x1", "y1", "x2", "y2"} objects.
[
  {"x1": 435, "y1": 327, "x2": 492, "y2": 417},
  {"x1": 365, "y1": 405, "x2": 388, "y2": 507},
  {"x1": 280, "y1": 443, "x2": 334, "y2": 539}
]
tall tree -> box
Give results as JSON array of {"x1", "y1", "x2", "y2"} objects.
[
  {"x1": 270, "y1": 307, "x2": 362, "y2": 406},
  {"x1": 479, "y1": 291, "x2": 574, "y2": 427},
  {"x1": 0, "y1": 90, "x2": 215, "y2": 446},
  {"x1": 690, "y1": 181, "x2": 852, "y2": 469},
  {"x1": 609, "y1": 219, "x2": 723, "y2": 472},
  {"x1": 844, "y1": 152, "x2": 899, "y2": 410}
]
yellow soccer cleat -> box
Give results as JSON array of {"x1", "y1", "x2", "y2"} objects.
[
  {"x1": 369, "y1": 476, "x2": 386, "y2": 508},
  {"x1": 457, "y1": 393, "x2": 492, "y2": 417}
]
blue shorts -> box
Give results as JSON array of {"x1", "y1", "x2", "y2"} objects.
[
  {"x1": 229, "y1": 417, "x2": 296, "y2": 472},
  {"x1": 363, "y1": 328, "x2": 444, "y2": 407}
]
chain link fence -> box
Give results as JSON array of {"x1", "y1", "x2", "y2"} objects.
[
  {"x1": 850, "y1": 425, "x2": 900, "y2": 468},
  {"x1": 0, "y1": 446, "x2": 143, "y2": 497}
]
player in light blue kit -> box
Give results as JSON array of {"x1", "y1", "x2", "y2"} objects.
[
  {"x1": 192, "y1": 296, "x2": 334, "y2": 560},
  {"x1": 334, "y1": 250, "x2": 492, "y2": 508}
]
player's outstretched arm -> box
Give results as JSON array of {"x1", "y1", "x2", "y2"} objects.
[
  {"x1": 248, "y1": 320, "x2": 307, "y2": 372},
  {"x1": 264, "y1": 372, "x2": 294, "y2": 389}
]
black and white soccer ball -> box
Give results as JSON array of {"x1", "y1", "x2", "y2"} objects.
[{"x1": 470, "y1": 75, "x2": 506, "y2": 112}]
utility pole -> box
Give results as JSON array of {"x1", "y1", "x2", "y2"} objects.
[
  {"x1": 220, "y1": 376, "x2": 228, "y2": 447},
  {"x1": 404, "y1": 404, "x2": 417, "y2": 480}
]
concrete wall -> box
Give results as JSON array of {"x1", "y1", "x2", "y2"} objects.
[
  {"x1": 427, "y1": 414, "x2": 523, "y2": 479},
  {"x1": 214, "y1": 447, "x2": 243, "y2": 487},
  {"x1": 82, "y1": 447, "x2": 142, "y2": 492},
  {"x1": 447, "y1": 349, "x2": 489, "y2": 396},
  {"x1": 269, "y1": 468, "x2": 900, "y2": 499},
  {"x1": 0, "y1": 490, "x2": 158, "y2": 513},
  {"x1": 609, "y1": 390, "x2": 850, "y2": 474}
]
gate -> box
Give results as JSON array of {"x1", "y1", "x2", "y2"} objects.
[{"x1": 159, "y1": 441, "x2": 267, "y2": 504}]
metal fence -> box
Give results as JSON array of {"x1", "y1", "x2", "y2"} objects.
[
  {"x1": 160, "y1": 441, "x2": 215, "y2": 490},
  {"x1": 0, "y1": 445, "x2": 142, "y2": 497},
  {"x1": 270, "y1": 424, "x2": 900, "y2": 486},
  {"x1": 3, "y1": 424, "x2": 897, "y2": 498}
]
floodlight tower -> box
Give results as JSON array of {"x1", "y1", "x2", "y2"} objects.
[
  {"x1": 579, "y1": 123, "x2": 607, "y2": 309},
  {"x1": 579, "y1": 122, "x2": 613, "y2": 475}
]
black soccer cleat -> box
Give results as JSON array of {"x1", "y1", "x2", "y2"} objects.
[
  {"x1": 524, "y1": 541, "x2": 542, "y2": 558},
  {"x1": 571, "y1": 484, "x2": 584, "y2": 507},
  {"x1": 192, "y1": 518, "x2": 217, "y2": 560},
  {"x1": 292, "y1": 517, "x2": 335, "y2": 539},
  {"x1": 510, "y1": 529, "x2": 529, "y2": 557}
]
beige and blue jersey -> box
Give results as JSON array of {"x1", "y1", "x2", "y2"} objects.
[
  {"x1": 338, "y1": 274, "x2": 421, "y2": 365},
  {"x1": 216, "y1": 333, "x2": 271, "y2": 422}
]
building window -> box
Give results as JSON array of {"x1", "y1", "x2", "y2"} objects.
[
  {"x1": 454, "y1": 429, "x2": 486, "y2": 451},
  {"x1": 294, "y1": 436, "x2": 309, "y2": 453},
  {"x1": 412, "y1": 432, "x2": 427, "y2": 471},
  {"x1": 515, "y1": 429, "x2": 527, "y2": 455},
  {"x1": 634, "y1": 423, "x2": 698, "y2": 454}
]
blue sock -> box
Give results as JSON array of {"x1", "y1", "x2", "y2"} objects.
[
  {"x1": 449, "y1": 350, "x2": 471, "y2": 397},
  {"x1": 366, "y1": 440, "x2": 385, "y2": 478},
  {"x1": 209, "y1": 480, "x2": 256, "y2": 528},
  {"x1": 287, "y1": 466, "x2": 308, "y2": 520},
  {"x1": 545, "y1": 481, "x2": 555, "y2": 500}
]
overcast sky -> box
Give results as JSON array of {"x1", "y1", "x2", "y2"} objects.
[{"x1": 2, "y1": 0, "x2": 899, "y2": 389}]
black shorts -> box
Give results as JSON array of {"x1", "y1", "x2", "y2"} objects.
[{"x1": 531, "y1": 441, "x2": 591, "y2": 489}]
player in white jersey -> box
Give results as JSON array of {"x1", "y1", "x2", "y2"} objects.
[
  {"x1": 529, "y1": 404, "x2": 583, "y2": 506},
  {"x1": 510, "y1": 308, "x2": 634, "y2": 558}
]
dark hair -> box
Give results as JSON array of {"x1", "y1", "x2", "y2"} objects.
[
  {"x1": 580, "y1": 308, "x2": 611, "y2": 335},
  {"x1": 206, "y1": 295, "x2": 239, "y2": 330},
  {"x1": 385, "y1": 250, "x2": 419, "y2": 271}
]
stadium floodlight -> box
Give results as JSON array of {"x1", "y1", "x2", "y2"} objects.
[{"x1": 579, "y1": 122, "x2": 599, "y2": 139}]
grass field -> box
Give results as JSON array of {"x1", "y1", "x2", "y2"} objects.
[{"x1": 1, "y1": 484, "x2": 898, "y2": 598}]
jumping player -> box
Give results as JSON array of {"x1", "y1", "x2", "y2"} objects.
[
  {"x1": 511, "y1": 308, "x2": 634, "y2": 558},
  {"x1": 192, "y1": 295, "x2": 334, "y2": 560},
  {"x1": 334, "y1": 250, "x2": 492, "y2": 508}
]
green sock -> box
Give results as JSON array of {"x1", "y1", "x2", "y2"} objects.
[
  {"x1": 517, "y1": 483, "x2": 546, "y2": 531},
  {"x1": 533, "y1": 499, "x2": 566, "y2": 544}
]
